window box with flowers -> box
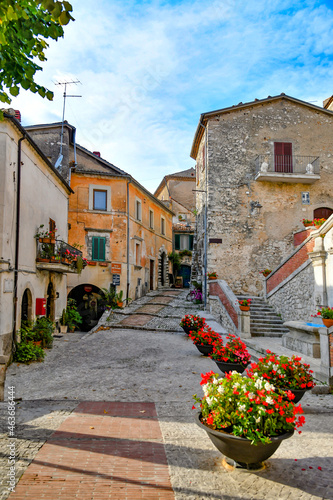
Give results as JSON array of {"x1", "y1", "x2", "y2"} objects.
[
  {"x1": 34, "y1": 224, "x2": 57, "y2": 244},
  {"x1": 301, "y1": 218, "x2": 313, "y2": 227},
  {"x1": 246, "y1": 350, "x2": 315, "y2": 403},
  {"x1": 208, "y1": 272, "x2": 218, "y2": 280},
  {"x1": 209, "y1": 333, "x2": 251, "y2": 374},
  {"x1": 259, "y1": 269, "x2": 272, "y2": 278},
  {"x1": 313, "y1": 218, "x2": 326, "y2": 229},
  {"x1": 192, "y1": 371, "x2": 305, "y2": 469}
]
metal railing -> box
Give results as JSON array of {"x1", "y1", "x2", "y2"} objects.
[
  {"x1": 36, "y1": 239, "x2": 83, "y2": 265},
  {"x1": 255, "y1": 155, "x2": 320, "y2": 176}
]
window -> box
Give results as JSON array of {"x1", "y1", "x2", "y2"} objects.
[
  {"x1": 274, "y1": 142, "x2": 293, "y2": 173},
  {"x1": 175, "y1": 234, "x2": 194, "y2": 250},
  {"x1": 92, "y1": 237, "x2": 106, "y2": 261},
  {"x1": 135, "y1": 243, "x2": 141, "y2": 266},
  {"x1": 49, "y1": 218, "x2": 56, "y2": 238},
  {"x1": 136, "y1": 199, "x2": 142, "y2": 221},
  {"x1": 161, "y1": 217, "x2": 165, "y2": 235},
  {"x1": 93, "y1": 190, "x2": 107, "y2": 211},
  {"x1": 89, "y1": 184, "x2": 111, "y2": 211},
  {"x1": 149, "y1": 210, "x2": 154, "y2": 229}
]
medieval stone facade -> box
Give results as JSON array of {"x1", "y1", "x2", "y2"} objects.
[{"x1": 191, "y1": 94, "x2": 333, "y2": 295}]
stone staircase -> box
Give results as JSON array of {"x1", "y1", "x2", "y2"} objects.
[{"x1": 237, "y1": 295, "x2": 289, "y2": 338}]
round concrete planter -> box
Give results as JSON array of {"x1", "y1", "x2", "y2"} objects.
[{"x1": 195, "y1": 412, "x2": 293, "y2": 469}]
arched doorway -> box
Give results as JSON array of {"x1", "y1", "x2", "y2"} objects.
[
  {"x1": 21, "y1": 288, "x2": 32, "y2": 324},
  {"x1": 68, "y1": 284, "x2": 104, "y2": 332},
  {"x1": 46, "y1": 282, "x2": 55, "y2": 320},
  {"x1": 314, "y1": 207, "x2": 333, "y2": 220}
]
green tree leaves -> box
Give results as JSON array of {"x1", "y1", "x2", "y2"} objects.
[{"x1": 0, "y1": 1, "x2": 74, "y2": 119}]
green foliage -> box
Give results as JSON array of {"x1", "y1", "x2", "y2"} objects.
[
  {"x1": 168, "y1": 251, "x2": 181, "y2": 283},
  {"x1": 0, "y1": 0, "x2": 74, "y2": 115},
  {"x1": 34, "y1": 316, "x2": 54, "y2": 347},
  {"x1": 179, "y1": 249, "x2": 192, "y2": 258},
  {"x1": 65, "y1": 298, "x2": 82, "y2": 330},
  {"x1": 14, "y1": 342, "x2": 45, "y2": 363}
]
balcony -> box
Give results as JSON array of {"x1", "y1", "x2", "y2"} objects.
[
  {"x1": 36, "y1": 239, "x2": 84, "y2": 273},
  {"x1": 254, "y1": 155, "x2": 320, "y2": 184}
]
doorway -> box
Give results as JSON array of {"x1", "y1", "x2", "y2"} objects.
[
  {"x1": 313, "y1": 207, "x2": 333, "y2": 220},
  {"x1": 21, "y1": 288, "x2": 32, "y2": 324},
  {"x1": 46, "y1": 282, "x2": 55, "y2": 320},
  {"x1": 150, "y1": 260, "x2": 154, "y2": 290}
]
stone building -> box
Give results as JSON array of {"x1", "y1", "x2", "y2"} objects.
[
  {"x1": 0, "y1": 111, "x2": 73, "y2": 358},
  {"x1": 154, "y1": 168, "x2": 196, "y2": 287},
  {"x1": 190, "y1": 94, "x2": 333, "y2": 297},
  {"x1": 25, "y1": 121, "x2": 173, "y2": 330}
]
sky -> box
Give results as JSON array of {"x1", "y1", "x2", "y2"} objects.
[{"x1": 9, "y1": 0, "x2": 333, "y2": 193}]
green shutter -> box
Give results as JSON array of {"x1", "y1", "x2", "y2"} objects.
[
  {"x1": 189, "y1": 234, "x2": 194, "y2": 250},
  {"x1": 92, "y1": 237, "x2": 106, "y2": 261},
  {"x1": 175, "y1": 234, "x2": 180, "y2": 250}
]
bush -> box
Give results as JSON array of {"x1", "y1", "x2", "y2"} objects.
[
  {"x1": 14, "y1": 342, "x2": 45, "y2": 363},
  {"x1": 34, "y1": 317, "x2": 54, "y2": 347}
]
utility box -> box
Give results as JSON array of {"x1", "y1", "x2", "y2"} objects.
[{"x1": 36, "y1": 298, "x2": 46, "y2": 316}]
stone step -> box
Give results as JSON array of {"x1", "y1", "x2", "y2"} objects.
[{"x1": 251, "y1": 319, "x2": 285, "y2": 326}]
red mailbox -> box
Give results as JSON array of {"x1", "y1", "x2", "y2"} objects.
[{"x1": 36, "y1": 298, "x2": 46, "y2": 316}]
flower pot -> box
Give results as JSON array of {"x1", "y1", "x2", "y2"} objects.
[
  {"x1": 322, "y1": 318, "x2": 333, "y2": 328},
  {"x1": 239, "y1": 306, "x2": 250, "y2": 311},
  {"x1": 280, "y1": 387, "x2": 309, "y2": 404},
  {"x1": 208, "y1": 276, "x2": 217, "y2": 280},
  {"x1": 36, "y1": 258, "x2": 50, "y2": 262},
  {"x1": 117, "y1": 301, "x2": 123, "y2": 308},
  {"x1": 88, "y1": 261, "x2": 97, "y2": 266},
  {"x1": 195, "y1": 343, "x2": 214, "y2": 356},
  {"x1": 195, "y1": 412, "x2": 293, "y2": 468},
  {"x1": 214, "y1": 360, "x2": 248, "y2": 374},
  {"x1": 60, "y1": 325, "x2": 68, "y2": 333},
  {"x1": 182, "y1": 326, "x2": 191, "y2": 335},
  {"x1": 303, "y1": 223, "x2": 313, "y2": 227}
]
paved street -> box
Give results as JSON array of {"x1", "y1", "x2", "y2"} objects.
[{"x1": 1, "y1": 289, "x2": 333, "y2": 500}]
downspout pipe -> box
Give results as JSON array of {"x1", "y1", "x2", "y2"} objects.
[
  {"x1": 13, "y1": 134, "x2": 26, "y2": 345},
  {"x1": 126, "y1": 178, "x2": 132, "y2": 304}
]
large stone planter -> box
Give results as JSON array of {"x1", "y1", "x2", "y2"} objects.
[{"x1": 282, "y1": 321, "x2": 321, "y2": 358}]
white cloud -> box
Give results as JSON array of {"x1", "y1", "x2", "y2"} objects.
[{"x1": 9, "y1": 0, "x2": 333, "y2": 192}]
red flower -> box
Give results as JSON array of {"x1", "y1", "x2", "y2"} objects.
[
  {"x1": 200, "y1": 371, "x2": 216, "y2": 386},
  {"x1": 206, "y1": 414, "x2": 214, "y2": 425}
]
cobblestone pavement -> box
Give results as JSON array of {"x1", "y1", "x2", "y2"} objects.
[{"x1": 0, "y1": 289, "x2": 333, "y2": 500}]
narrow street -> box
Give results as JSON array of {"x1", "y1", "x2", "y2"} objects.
[{"x1": 1, "y1": 290, "x2": 333, "y2": 500}]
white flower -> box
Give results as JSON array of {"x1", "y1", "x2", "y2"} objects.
[
  {"x1": 212, "y1": 378, "x2": 219, "y2": 385},
  {"x1": 255, "y1": 378, "x2": 263, "y2": 389},
  {"x1": 255, "y1": 417, "x2": 261, "y2": 423},
  {"x1": 233, "y1": 382, "x2": 240, "y2": 389},
  {"x1": 238, "y1": 404, "x2": 246, "y2": 412},
  {"x1": 217, "y1": 386, "x2": 225, "y2": 394},
  {"x1": 206, "y1": 397, "x2": 213, "y2": 406},
  {"x1": 265, "y1": 396, "x2": 274, "y2": 405},
  {"x1": 264, "y1": 382, "x2": 275, "y2": 392}
]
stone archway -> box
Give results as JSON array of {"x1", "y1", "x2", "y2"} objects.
[{"x1": 68, "y1": 284, "x2": 104, "y2": 332}]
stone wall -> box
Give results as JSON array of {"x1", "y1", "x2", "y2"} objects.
[
  {"x1": 267, "y1": 261, "x2": 315, "y2": 322},
  {"x1": 193, "y1": 98, "x2": 333, "y2": 295}
]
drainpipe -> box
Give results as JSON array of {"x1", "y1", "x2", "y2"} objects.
[
  {"x1": 199, "y1": 122, "x2": 208, "y2": 309},
  {"x1": 126, "y1": 178, "x2": 132, "y2": 303},
  {"x1": 13, "y1": 134, "x2": 26, "y2": 345}
]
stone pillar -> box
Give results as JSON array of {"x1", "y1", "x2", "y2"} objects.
[
  {"x1": 0, "y1": 355, "x2": 10, "y2": 401},
  {"x1": 239, "y1": 310, "x2": 251, "y2": 339},
  {"x1": 319, "y1": 326, "x2": 333, "y2": 386},
  {"x1": 309, "y1": 241, "x2": 327, "y2": 307}
]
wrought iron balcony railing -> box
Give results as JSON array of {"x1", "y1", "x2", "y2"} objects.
[
  {"x1": 36, "y1": 239, "x2": 83, "y2": 266},
  {"x1": 255, "y1": 155, "x2": 319, "y2": 176}
]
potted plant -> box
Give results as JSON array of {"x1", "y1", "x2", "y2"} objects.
[
  {"x1": 259, "y1": 269, "x2": 272, "y2": 278},
  {"x1": 180, "y1": 314, "x2": 206, "y2": 335},
  {"x1": 116, "y1": 290, "x2": 124, "y2": 308},
  {"x1": 301, "y1": 218, "x2": 313, "y2": 227},
  {"x1": 193, "y1": 371, "x2": 305, "y2": 469},
  {"x1": 312, "y1": 306, "x2": 333, "y2": 328},
  {"x1": 60, "y1": 308, "x2": 68, "y2": 333},
  {"x1": 208, "y1": 272, "x2": 218, "y2": 280},
  {"x1": 65, "y1": 298, "x2": 83, "y2": 332},
  {"x1": 209, "y1": 334, "x2": 251, "y2": 374},
  {"x1": 238, "y1": 298, "x2": 251, "y2": 311},
  {"x1": 313, "y1": 218, "x2": 326, "y2": 228},
  {"x1": 246, "y1": 350, "x2": 315, "y2": 403},
  {"x1": 189, "y1": 326, "x2": 222, "y2": 356},
  {"x1": 34, "y1": 224, "x2": 57, "y2": 244},
  {"x1": 33, "y1": 317, "x2": 54, "y2": 348}
]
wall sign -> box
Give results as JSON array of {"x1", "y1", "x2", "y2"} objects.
[
  {"x1": 112, "y1": 274, "x2": 120, "y2": 285},
  {"x1": 111, "y1": 263, "x2": 122, "y2": 274}
]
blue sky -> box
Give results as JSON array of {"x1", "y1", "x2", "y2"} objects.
[{"x1": 10, "y1": 0, "x2": 333, "y2": 192}]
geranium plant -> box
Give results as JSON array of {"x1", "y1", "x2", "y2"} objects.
[
  {"x1": 259, "y1": 269, "x2": 272, "y2": 277},
  {"x1": 313, "y1": 218, "x2": 326, "y2": 227},
  {"x1": 189, "y1": 326, "x2": 221, "y2": 346},
  {"x1": 208, "y1": 272, "x2": 218, "y2": 279},
  {"x1": 313, "y1": 306, "x2": 333, "y2": 320},
  {"x1": 180, "y1": 314, "x2": 206, "y2": 332},
  {"x1": 246, "y1": 350, "x2": 314, "y2": 390},
  {"x1": 193, "y1": 371, "x2": 305, "y2": 445},
  {"x1": 301, "y1": 218, "x2": 313, "y2": 225},
  {"x1": 209, "y1": 334, "x2": 251, "y2": 366},
  {"x1": 238, "y1": 299, "x2": 251, "y2": 307}
]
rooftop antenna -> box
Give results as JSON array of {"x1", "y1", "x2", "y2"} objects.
[{"x1": 54, "y1": 80, "x2": 82, "y2": 169}]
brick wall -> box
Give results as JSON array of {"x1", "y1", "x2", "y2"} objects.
[
  {"x1": 294, "y1": 228, "x2": 314, "y2": 247},
  {"x1": 209, "y1": 281, "x2": 238, "y2": 328},
  {"x1": 267, "y1": 239, "x2": 315, "y2": 294}
]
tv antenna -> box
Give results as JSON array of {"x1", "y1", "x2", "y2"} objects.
[{"x1": 54, "y1": 80, "x2": 82, "y2": 169}]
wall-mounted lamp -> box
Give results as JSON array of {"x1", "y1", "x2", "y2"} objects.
[{"x1": 250, "y1": 200, "x2": 262, "y2": 216}]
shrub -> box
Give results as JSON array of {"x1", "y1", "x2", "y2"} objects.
[{"x1": 14, "y1": 342, "x2": 45, "y2": 363}]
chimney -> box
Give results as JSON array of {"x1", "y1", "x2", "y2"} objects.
[
  {"x1": 14, "y1": 110, "x2": 21, "y2": 122},
  {"x1": 93, "y1": 151, "x2": 100, "y2": 157}
]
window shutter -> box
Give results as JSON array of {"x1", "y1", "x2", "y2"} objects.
[
  {"x1": 175, "y1": 234, "x2": 180, "y2": 250},
  {"x1": 99, "y1": 238, "x2": 106, "y2": 260},
  {"x1": 92, "y1": 237, "x2": 106, "y2": 261},
  {"x1": 189, "y1": 234, "x2": 194, "y2": 250}
]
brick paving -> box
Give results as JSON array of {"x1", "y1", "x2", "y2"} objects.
[
  {"x1": 135, "y1": 305, "x2": 165, "y2": 315},
  {"x1": 8, "y1": 402, "x2": 174, "y2": 500}
]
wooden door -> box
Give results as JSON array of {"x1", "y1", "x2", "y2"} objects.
[{"x1": 274, "y1": 142, "x2": 293, "y2": 173}]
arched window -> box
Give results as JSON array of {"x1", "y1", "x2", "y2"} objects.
[{"x1": 21, "y1": 288, "x2": 32, "y2": 325}]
